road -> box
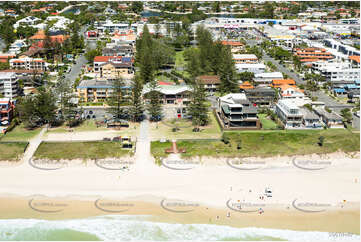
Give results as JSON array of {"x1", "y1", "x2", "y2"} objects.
[
  {"x1": 244, "y1": 37, "x2": 353, "y2": 113},
  {"x1": 64, "y1": 25, "x2": 96, "y2": 86}
]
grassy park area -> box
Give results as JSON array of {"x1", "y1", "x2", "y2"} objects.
[
  {"x1": 0, "y1": 125, "x2": 41, "y2": 142},
  {"x1": 0, "y1": 142, "x2": 28, "y2": 161},
  {"x1": 149, "y1": 112, "x2": 222, "y2": 140},
  {"x1": 34, "y1": 141, "x2": 134, "y2": 160},
  {"x1": 151, "y1": 129, "x2": 360, "y2": 159}
]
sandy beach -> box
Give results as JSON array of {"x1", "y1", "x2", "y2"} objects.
[{"x1": 0, "y1": 150, "x2": 359, "y2": 234}]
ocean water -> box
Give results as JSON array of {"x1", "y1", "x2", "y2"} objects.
[{"x1": 0, "y1": 215, "x2": 359, "y2": 241}]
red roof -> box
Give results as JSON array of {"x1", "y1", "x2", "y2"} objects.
[
  {"x1": 349, "y1": 56, "x2": 360, "y2": 64},
  {"x1": 94, "y1": 56, "x2": 120, "y2": 62}
]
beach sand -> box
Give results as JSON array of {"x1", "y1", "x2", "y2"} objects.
[
  {"x1": 0, "y1": 195, "x2": 359, "y2": 234},
  {"x1": 0, "y1": 151, "x2": 359, "y2": 235}
]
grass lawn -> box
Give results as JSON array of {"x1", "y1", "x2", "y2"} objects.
[
  {"x1": 0, "y1": 124, "x2": 41, "y2": 141},
  {"x1": 47, "y1": 120, "x2": 108, "y2": 133},
  {"x1": 258, "y1": 114, "x2": 278, "y2": 130},
  {"x1": 34, "y1": 141, "x2": 134, "y2": 160},
  {"x1": 0, "y1": 142, "x2": 28, "y2": 161},
  {"x1": 149, "y1": 112, "x2": 222, "y2": 140},
  {"x1": 175, "y1": 50, "x2": 185, "y2": 68},
  {"x1": 151, "y1": 129, "x2": 360, "y2": 159}
]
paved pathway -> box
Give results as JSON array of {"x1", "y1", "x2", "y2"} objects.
[{"x1": 22, "y1": 127, "x2": 47, "y2": 164}]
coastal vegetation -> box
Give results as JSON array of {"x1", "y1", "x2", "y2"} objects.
[
  {"x1": 34, "y1": 141, "x2": 134, "y2": 160},
  {"x1": 0, "y1": 142, "x2": 28, "y2": 161},
  {"x1": 151, "y1": 129, "x2": 360, "y2": 159}
]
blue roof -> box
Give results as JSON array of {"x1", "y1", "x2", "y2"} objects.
[
  {"x1": 333, "y1": 88, "x2": 346, "y2": 93},
  {"x1": 345, "y1": 84, "x2": 359, "y2": 89}
]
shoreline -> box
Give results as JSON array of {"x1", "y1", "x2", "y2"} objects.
[{"x1": 0, "y1": 194, "x2": 359, "y2": 235}]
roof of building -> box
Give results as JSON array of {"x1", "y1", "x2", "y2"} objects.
[
  {"x1": 233, "y1": 54, "x2": 258, "y2": 60},
  {"x1": 272, "y1": 79, "x2": 296, "y2": 86},
  {"x1": 196, "y1": 75, "x2": 221, "y2": 84},
  {"x1": 143, "y1": 83, "x2": 192, "y2": 95},
  {"x1": 221, "y1": 41, "x2": 243, "y2": 46},
  {"x1": 254, "y1": 72, "x2": 283, "y2": 78},
  {"x1": 77, "y1": 79, "x2": 131, "y2": 89},
  {"x1": 349, "y1": 55, "x2": 360, "y2": 63},
  {"x1": 94, "y1": 56, "x2": 119, "y2": 62},
  {"x1": 239, "y1": 81, "x2": 254, "y2": 89}
]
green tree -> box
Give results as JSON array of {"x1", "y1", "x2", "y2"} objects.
[
  {"x1": 188, "y1": 82, "x2": 209, "y2": 130},
  {"x1": 108, "y1": 78, "x2": 128, "y2": 120},
  {"x1": 146, "y1": 81, "x2": 162, "y2": 121},
  {"x1": 219, "y1": 46, "x2": 238, "y2": 93},
  {"x1": 129, "y1": 76, "x2": 145, "y2": 122},
  {"x1": 56, "y1": 77, "x2": 77, "y2": 127},
  {"x1": 17, "y1": 87, "x2": 57, "y2": 128},
  {"x1": 340, "y1": 108, "x2": 352, "y2": 123},
  {"x1": 131, "y1": 1, "x2": 144, "y2": 14}
]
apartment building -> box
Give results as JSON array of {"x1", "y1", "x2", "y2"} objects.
[
  {"x1": 196, "y1": 75, "x2": 220, "y2": 93},
  {"x1": 9, "y1": 58, "x2": 47, "y2": 71},
  {"x1": 217, "y1": 93, "x2": 260, "y2": 129},
  {"x1": 102, "y1": 45, "x2": 133, "y2": 57},
  {"x1": 77, "y1": 79, "x2": 131, "y2": 103},
  {"x1": 232, "y1": 54, "x2": 258, "y2": 64},
  {"x1": 0, "y1": 72, "x2": 19, "y2": 99},
  {"x1": 293, "y1": 47, "x2": 334, "y2": 63},
  {"x1": 100, "y1": 61, "x2": 134, "y2": 79},
  {"x1": 312, "y1": 61, "x2": 360, "y2": 83}
]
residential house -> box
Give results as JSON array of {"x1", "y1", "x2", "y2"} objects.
[
  {"x1": 196, "y1": 75, "x2": 221, "y2": 93},
  {"x1": 300, "y1": 107, "x2": 323, "y2": 129},
  {"x1": 272, "y1": 79, "x2": 296, "y2": 88},
  {"x1": 254, "y1": 72, "x2": 283, "y2": 86},
  {"x1": 13, "y1": 16, "x2": 42, "y2": 29},
  {"x1": 93, "y1": 56, "x2": 121, "y2": 72},
  {"x1": 278, "y1": 84, "x2": 305, "y2": 100},
  {"x1": 275, "y1": 99, "x2": 303, "y2": 129},
  {"x1": 239, "y1": 81, "x2": 254, "y2": 91},
  {"x1": 217, "y1": 93, "x2": 261, "y2": 129},
  {"x1": 349, "y1": 55, "x2": 360, "y2": 68},
  {"x1": 244, "y1": 86, "x2": 276, "y2": 107},
  {"x1": 0, "y1": 72, "x2": 18, "y2": 99},
  {"x1": 0, "y1": 54, "x2": 15, "y2": 63},
  {"x1": 0, "y1": 98, "x2": 15, "y2": 128},
  {"x1": 313, "y1": 107, "x2": 344, "y2": 128}
]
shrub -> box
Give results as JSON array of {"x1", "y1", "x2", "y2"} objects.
[{"x1": 221, "y1": 133, "x2": 230, "y2": 144}]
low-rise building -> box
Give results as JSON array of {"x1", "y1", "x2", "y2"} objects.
[
  {"x1": 293, "y1": 47, "x2": 334, "y2": 63},
  {"x1": 235, "y1": 63, "x2": 266, "y2": 74},
  {"x1": 142, "y1": 82, "x2": 192, "y2": 106},
  {"x1": 217, "y1": 93, "x2": 260, "y2": 129},
  {"x1": 244, "y1": 86, "x2": 276, "y2": 107},
  {"x1": 313, "y1": 107, "x2": 344, "y2": 128},
  {"x1": 0, "y1": 98, "x2": 15, "y2": 128},
  {"x1": 254, "y1": 72, "x2": 283, "y2": 86},
  {"x1": 196, "y1": 75, "x2": 220, "y2": 93},
  {"x1": 233, "y1": 54, "x2": 258, "y2": 64},
  {"x1": 0, "y1": 72, "x2": 18, "y2": 99},
  {"x1": 272, "y1": 79, "x2": 296, "y2": 88},
  {"x1": 100, "y1": 61, "x2": 134, "y2": 79},
  {"x1": 278, "y1": 84, "x2": 305, "y2": 100}
]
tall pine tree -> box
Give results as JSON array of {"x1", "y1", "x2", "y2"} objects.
[
  {"x1": 108, "y1": 78, "x2": 128, "y2": 120},
  {"x1": 219, "y1": 45, "x2": 238, "y2": 94},
  {"x1": 129, "y1": 75, "x2": 145, "y2": 122},
  {"x1": 146, "y1": 80, "x2": 162, "y2": 121},
  {"x1": 188, "y1": 82, "x2": 209, "y2": 130}
]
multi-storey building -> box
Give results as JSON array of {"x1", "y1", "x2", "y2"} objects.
[
  {"x1": 275, "y1": 99, "x2": 303, "y2": 129},
  {"x1": 0, "y1": 98, "x2": 15, "y2": 127},
  {"x1": 217, "y1": 93, "x2": 260, "y2": 129},
  {"x1": 9, "y1": 58, "x2": 47, "y2": 71},
  {"x1": 0, "y1": 72, "x2": 18, "y2": 99},
  {"x1": 312, "y1": 61, "x2": 360, "y2": 83},
  {"x1": 232, "y1": 54, "x2": 258, "y2": 64}
]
